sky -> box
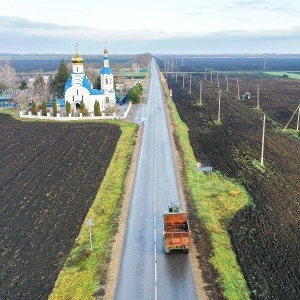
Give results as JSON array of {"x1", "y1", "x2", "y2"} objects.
[{"x1": 1, "y1": 0, "x2": 300, "y2": 54}]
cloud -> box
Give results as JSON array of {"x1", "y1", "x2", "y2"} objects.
[
  {"x1": 0, "y1": 16, "x2": 200, "y2": 42},
  {"x1": 1, "y1": 16, "x2": 300, "y2": 54},
  {"x1": 184, "y1": 0, "x2": 300, "y2": 16},
  {"x1": 2, "y1": 13, "x2": 300, "y2": 44},
  {"x1": 223, "y1": 0, "x2": 299, "y2": 14},
  {"x1": 0, "y1": 16, "x2": 75, "y2": 30}
]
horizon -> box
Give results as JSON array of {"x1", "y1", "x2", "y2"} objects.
[{"x1": 2, "y1": 53, "x2": 300, "y2": 57}]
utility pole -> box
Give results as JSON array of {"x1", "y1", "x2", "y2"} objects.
[
  {"x1": 284, "y1": 104, "x2": 300, "y2": 130},
  {"x1": 257, "y1": 84, "x2": 260, "y2": 109},
  {"x1": 189, "y1": 74, "x2": 192, "y2": 95},
  {"x1": 218, "y1": 89, "x2": 221, "y2": 122},
  {"x1": 182, "y1": 74, "x2": 185, "y2": 89},
  {"x1": 210, "y1": 69, "x2": 213, "y2": 83},
  {"x1": 199, "y1": 80, "x2": 202, "y2": 106},
  {"x1": 217, "y1": 71, "x2": 219, "y2": 88},
  {"x1": 297, "y1": 103, "x2": 300, "y2": 131},
  {"x1": 261, "y1": 114, "x2": 266, "y2": 166},
  {"x1": 171, "y1": 61, "x2": 174, "y2": 79},
  {"x1": 237, "y1": 78, "x2": 240, "y2": 99},
  {"x1": 226, "y1": 74, "x2": 229, "y2": 92},
  {"x1": 204, "y1": 68, "x2": 207, "y2": 81}
]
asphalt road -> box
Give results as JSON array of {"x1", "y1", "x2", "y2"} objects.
[{"x1": 116, "y1": 60, "x2": 197, "y2": 300}]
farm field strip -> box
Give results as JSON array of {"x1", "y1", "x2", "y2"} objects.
[
  {"x1": 175, "y1": 71, "x2": 300, "y2": 130},
  {"x1": 0, "y1": 114, "x2": 121, "y2": 299}
]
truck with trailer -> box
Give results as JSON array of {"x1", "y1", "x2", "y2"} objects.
[{"x1": 163, "y1": 202, "x2": 190, "y2": 253}]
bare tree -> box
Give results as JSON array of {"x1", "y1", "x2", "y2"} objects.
[
  {"x1": 134, "y1": 53, "x2": 152, "y2": 68},
  {"x1": 15, "y1": 89, "x2": 30, "y2": 110},
  {"x1": 47, "y1": 76, "x2": 55, "y2": 100},
  {"x1": 85, "y1": 66, "x2": 99, "y2": 88},
  {"x1": 33, "y1": 73, "x2": 47, "y2": 104},
  {"x1": 0, "y1": 61, "x2": 17, "y2": 97},
  {"x1": 122, "y1": 82, "x2": 131, "y2": 94}
]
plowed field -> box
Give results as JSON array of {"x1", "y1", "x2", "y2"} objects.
[
  {"x1": 164, "y1": 67, "x2": 300, "y2": 299},
  {"x1": 0, "y1": 114, "x2": 120, "y2": 299}
]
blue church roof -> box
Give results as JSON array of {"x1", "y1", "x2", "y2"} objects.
[
  {"x1": 101, "y1": 67, "x2": 113, "y2": 75},
  {"x1": 82, "y1": 75, "x2": 92, "y2": 90},
  {"x1": 64, "y1": 76, "x2": 72, "y2": 91},
  {"x1": 64, "y1": 73, "x2": 103, "y2": 96},
  {"x1": 91, "y1": 89, "x2": 104, "y2": 95}
]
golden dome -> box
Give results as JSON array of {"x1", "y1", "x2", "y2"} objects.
[
  {"x1": 72, "y1": 51, "x2": 83, "y2": 64},
  {"x1": 104, "y1": 48, "x2": 108, "y2": 55}
]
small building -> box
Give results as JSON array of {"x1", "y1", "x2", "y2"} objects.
[
  {"x1": 64, "y1": 47, "x2": 116, "y2": 113},
  {"x1": 28, "y1": 75, "x2": 50, "y2": 88},
  {"x1": 132, "y1": 63, "x2": 139, "y2": 71}
]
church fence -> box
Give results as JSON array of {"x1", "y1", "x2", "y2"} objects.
[{"x1": 19, "y1": 101, "x2": 132, "y2": 121}]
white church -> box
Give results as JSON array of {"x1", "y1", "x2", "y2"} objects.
[{"x1": 64, "y1": 47, "x2": 116, "y2": 113}]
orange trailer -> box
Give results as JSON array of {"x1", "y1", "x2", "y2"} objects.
[{"x1": 163, "y1": 202, "x2": 190, "y2": 253}]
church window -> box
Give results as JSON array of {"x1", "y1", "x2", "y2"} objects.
[
  {"x1": 77, "y1": 89, "x2": 78, "y2": 95},
  {"x1": 77, "y1": 67, "x2": 78, "y2": 72},
  {"x1": 82, "y1": 95, "x2": 83, "y2": 101},
  {"x1": 106, "y1": 97, "x2": 109, "y2": 104},
  {"x1": 110, "y1": 78, "x2": 112, "y2": 84},
  {"x1": 106, "y1": 78, "x2": 108, "y2": 85},
  {"x1": 73, "y1": 96, "x2": 74, "y2": 101}
]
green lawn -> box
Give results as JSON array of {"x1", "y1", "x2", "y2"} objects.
[{"x1": 264, "y1": 71, "x2": 300, "y2": 80}]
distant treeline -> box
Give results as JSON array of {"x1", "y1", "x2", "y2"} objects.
[
  {"x1": 0, "y1": 53, "x2": 137, "y2": 60},
  {"x1": 0, "y1": 55, "x2": 136, "y2": 73}
]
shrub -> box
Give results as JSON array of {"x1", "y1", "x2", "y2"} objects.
[
  {"x1": 128, "y1": 83, "x2": 143, "y2": 104},
  {"x1": 66, "y1": 101, "x2": 71, "y2": 115},
  {"x1": 31, "y1": 100, "x2": 37, "y2": 115},
  {"x1": 80, "y1": 100, "x2": 86, "y2": 115},
  {"x1": 94, "y1": 100, "x2": 100, "y2": 116},
  {"x1": 52, "y1": 100, "x2": 57, "y2": 117},
  {"x1": 41, "y1": 100, "x2": 47, "y2": 116}
]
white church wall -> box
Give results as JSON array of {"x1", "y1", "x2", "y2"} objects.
[
  {"x1": 65, "y1": 85, "x2": 91, "y2": 112},
  {"x1": 101, "y1": 74, "x2": 114, "y2": 91},
  {"x1": 73, "y1": 64, "x2": 84, "y2": 73}
]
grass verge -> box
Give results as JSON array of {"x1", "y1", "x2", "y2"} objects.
[
  {"x1": 46, "y1": 121, "x2": 137, "y2": 300},
  {"x1": 162, "y1": 80, "x2": 251, "y2": 299},
  {"x1": 282, "y1": 128, "x2": 300, "y2": 140}
]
